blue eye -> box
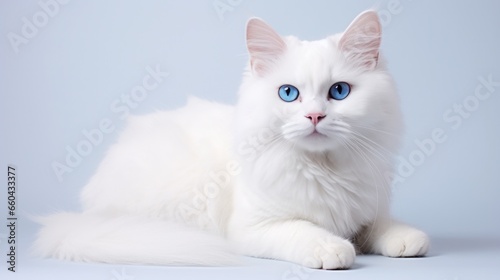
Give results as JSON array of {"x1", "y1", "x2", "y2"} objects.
[
  {"x1": 278, "y1": 84, "x2": 299, "y2": 102},
  {"x1": 329, "y1": 82, "x2": 351, "y2": 100}
]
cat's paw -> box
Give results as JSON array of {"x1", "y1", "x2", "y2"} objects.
[
  {"x1": 380, "y1": 228, "x2": 429, "y2": 257},
  {"x1": 301, "y1": 237, "x2": 356, "y2": 270}
]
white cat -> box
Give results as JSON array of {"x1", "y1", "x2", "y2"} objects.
[{"x1": 35, "y1": 10, "x2": 429, "y2": 269}]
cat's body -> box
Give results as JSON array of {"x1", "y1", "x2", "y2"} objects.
[{"x1": 35, "y1": 11, "x2": 429, "y2": 269}]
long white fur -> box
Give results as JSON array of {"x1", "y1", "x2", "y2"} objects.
[
  {"x1": 34, "y1": 10, "x2": 429, "y2": 269},
  {"x1": 35, "y1": 213, "x2": 238, "y2": 265}
]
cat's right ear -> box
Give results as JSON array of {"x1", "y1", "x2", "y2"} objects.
[
  {"x1": 338, "y1": 10, "x2": 381, "y2": 70},
  {"x1": 246, "y1": 18, "x2": 286, "y2": 76}
]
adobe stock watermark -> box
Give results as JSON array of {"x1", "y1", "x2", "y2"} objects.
[
  {"x1": 237, "y1": 107, "x2": 290, "y2": 162},
  {"x1": 377, "y1": 0, "x2": 414, "y2": 28},
  {"x1": 7, "y1": 0, "x2": 71, "y2": 54},
  {"x1": 175, "y1": 160, "x2": 241, "y2": 227},
  {"x1": 174, "y1": 107, "x2": 288, "y2": 227},
  {"x1": 281, "y1": 264, "x2": 313, "y2": 280},
  {"x1": 111, "y1": 267, "x2": 134, "y2": 280},
  {"x1": 392, "y1": 74, "x2": 499, "y2": 185},
  {"x1": 51, "y1": 64, "x2": 169, "y2": 182},
  {"x1": 213, "y1": 0, "x2": 243, "y2": 21}
]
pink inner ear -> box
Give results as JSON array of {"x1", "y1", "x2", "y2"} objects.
[
  {"x1": 339, "y1": 11, "x2": 382, "y2": 69},
  {"x1": 246, "y1": 18, "x2": 286, "y2": 74}
]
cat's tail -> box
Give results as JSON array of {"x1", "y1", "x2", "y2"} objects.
[{"x1": 33, "y1": 212, "x2": 240, "y2": 266}]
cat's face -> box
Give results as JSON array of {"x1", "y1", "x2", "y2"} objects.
[{"x1": 236, "y1": 11, "x2": 402, "y2": 156}]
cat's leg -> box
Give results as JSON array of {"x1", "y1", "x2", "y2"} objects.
[
  {"x1": 357, "y1": 218, "x2": 429, "y2": 257},
  {"x1": 230, "y1": 219, "x2": 356, "y2": 269}
]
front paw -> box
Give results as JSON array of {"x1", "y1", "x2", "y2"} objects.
[
  {"x1": 381, "y1": 228, "x2": 429, "y2": 257},
  {"x1": 301, "y1": 237, "x2": 356, "y2": 270}
]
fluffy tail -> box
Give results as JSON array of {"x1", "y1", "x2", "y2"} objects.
[{"x1": 33, "y1": 212, "x2": 239, "y2": 266}]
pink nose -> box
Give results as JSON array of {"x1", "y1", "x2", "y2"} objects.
[{"x1": 305, "y1": 113, "x2": 326, "y2": 126}]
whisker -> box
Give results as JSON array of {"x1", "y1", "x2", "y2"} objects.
[{"x1": 347, "y1": 120, "x2": 400, "y2": 137}]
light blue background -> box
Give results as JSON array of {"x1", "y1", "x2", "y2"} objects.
[{"x1": 1, "y1": 0, "x2": 499, "y2": 279}]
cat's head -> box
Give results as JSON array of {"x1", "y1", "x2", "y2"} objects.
[{"x1": 236, "y1": 11, "x2": 402, "y2": 159}]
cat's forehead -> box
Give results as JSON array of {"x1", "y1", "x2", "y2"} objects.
[
  {"x1": 278, "y1": 36, "x2": 345, "y2": 88},
  {"x1": 286, "y1": 36, "x2": 339, "y2": 57}
]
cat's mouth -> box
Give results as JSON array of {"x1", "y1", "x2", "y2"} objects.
[
  {"x1": 307, "y1": 129, "x2": 327, "y2": 138},
  {"x1": 292, "y1": 128, "x2": 336, "y2": 152}
]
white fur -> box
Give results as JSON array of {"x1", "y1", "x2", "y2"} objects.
[
  {"x1": 34, "y1": 11, "x2": 429, "y2": 269},
  {"x1": 35, "y1": 213, "x2": 239, "y2": 265}
]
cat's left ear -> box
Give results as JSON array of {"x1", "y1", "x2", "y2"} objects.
[
  {"x1": 246, "y1": 18, "x2": 286, "y2": 75},
  {"x1": 339, "y1": 10, "x2": 381, "y2": 70}
]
